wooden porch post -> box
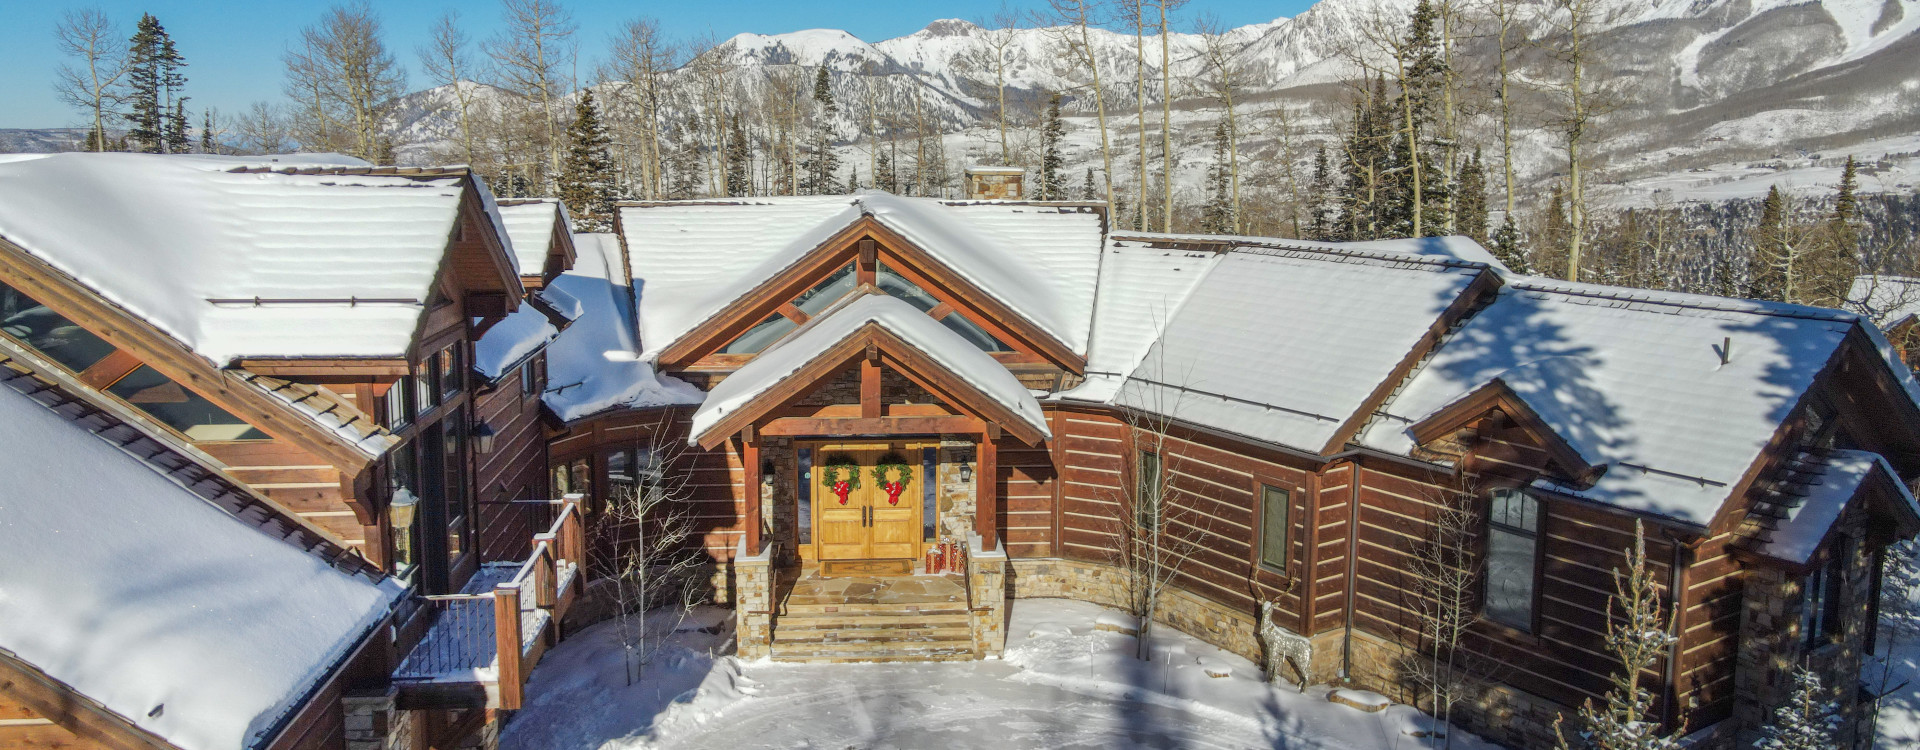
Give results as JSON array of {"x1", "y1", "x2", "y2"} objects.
[
  {"x1": 742, "y1": 431, "x2": 762, "y2": 555},
  {"x1": 976, "y1": 427, "x2": 998, "y2": 551}
]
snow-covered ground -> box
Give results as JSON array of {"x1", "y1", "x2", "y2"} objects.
[
  {"x1": 501, "y1": 598, "x2": 1496, "y2": 750},
  {"x1": 1872, "y1": 618, "x2": 1920, "y2": 748}
]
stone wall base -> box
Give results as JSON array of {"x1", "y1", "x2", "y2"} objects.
[{"x1": 342, "y1": 689, "x2": 407, "y2": 750}]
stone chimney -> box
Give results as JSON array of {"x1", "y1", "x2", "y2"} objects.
[{"x1": 964, "y1": 166, "x2": 1026, "y2": 201}]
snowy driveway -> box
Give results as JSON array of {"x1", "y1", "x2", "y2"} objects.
[
  {"x1": 669, "y1": 659, "x2": 1291, "y2": 749},
  {"x1": 501, "y1": 599, "x2": 1488, "y2": 750}
]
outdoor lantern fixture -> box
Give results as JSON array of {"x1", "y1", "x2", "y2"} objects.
[
  {"x1": 389, "y1": 489, "x2": 420, "y2": 528},
  {"x1": 960, "y1": 461, "x2": 974, "y2": 483},
  {"x1": 762, "y1": 460, "x2": 776, "y2": 490},
  {"x1": 472, "y1": 421, "x2": 497, "y2": 454}
]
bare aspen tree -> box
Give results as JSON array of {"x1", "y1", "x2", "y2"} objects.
[
  {"x1": 419, "y1": 11, "x2": 478, "y2": 166},
  {"x1": 53, "y1": 8, "x2": 131, "y2": 152},
  {"x1": 859, "y1": 61, "x2": 884, "y2": 187},
  {"x1": 1122, "y1": 0, "x2": 1152, "y2": 230},
  {"x1": 966, "y1": 8, "x2": 1022, "y2": 166},
  {"x1": 487, "y1": 0, "x2": 577, "y2": 189},
  {"x1": 284, "y1": 2, "x2": 406, "y2": 163},
  {"x1": 1483, "y1": 0, "x2": 1527, "y2": 219},
  {"x1": 1195, "y1": 15, "x2": 1247, "y2": 233},
  {"x1": 1046, "y1": 0, "x2": 1117, "y2": 219},
  {"x1": 1539, "y1": 0, "x2": 1630, "y2": 281},
  {"x1": 593, "y1": 418, "x2": 707, "y2": 686},
  {"x1": 1404, "y1": 477, "x2": 1490, "y2": 749},
  {"x1": 233, "y1": 102, "x2": 292, "y2": 154},
  {"x1": 1154, "y1": 0, "x2": 1189, "y2": 232},
  {"x1": 1110, "y1": 351, "x2": 1211, "y2": 661},
  {"x1": 604, "y1": 18, "x2": 675, "y2": 199}
]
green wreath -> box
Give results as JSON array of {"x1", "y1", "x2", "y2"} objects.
[
  {"x1": 819, "y1": 454, "x2": 861, "y2": 490},
  {"x1": 870, "y1": 453, "x2": 914, "y2": 490}
]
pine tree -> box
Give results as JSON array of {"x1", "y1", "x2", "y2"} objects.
[
  {"x1": 1750, "y1": 186, "x2": 1789, "y2": 302},
  {"x1": 199, "y1": 109, "x2": 215, "y2": 154},
  {"x1": 557, "y1": 89, "x2": 618, "y2": 232},
  {"x1": 1455, "y1": 150, "x2": 1490, "y2": 246},
  {"x1": 1081, "y1": 168, "x2": 1097, "y2": 201},
  {"x1": 665, "y1": 118, "x2": 702, "y2": 200},
  {"x1": 876, "y1": 149, "x2": 897, "y2": 194},
  {"x1": 1553, "y1": 521, "x2": 1684, "y2": 750},
  {"x1": 1038, "y1": 94, "x2": 1065, "y2": 200},
  {"x1": 1308, "y1": 146, "x2": 1334, "y2": 241},
  {"x1": 1201, "y1": 122, "x2": 1236, "y2": 234},
  {"x1": 725, "y1": 118, "x2": 751, "y2": 198},
  {"x1": 1825, "y1": 155, "x2": 1862, "y2": 274},
  {"x1": 166, "y1": 97, "x2": 192, "y2": 154},
  {"x1": 1388, "y1": 0, "x2": 1449, "y2": 237},
  {"x1": 1756, "y1": 666, "x2": 1840, "y2": 750},
  {"x1": 1338, "y1": 76, "x2": 1397, "y2": 241},
  {"x1": 1492, "y1": 214, "x2": 1528, "y2": 273},
  {"x1": 125, "y1": 14, "x2": 187, "y2": 153},
  {"x1": 801, "y1": 66, "x2": 842, "y2": 194}
]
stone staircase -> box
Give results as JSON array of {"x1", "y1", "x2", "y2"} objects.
[{"x1": 769, "y1": 572, "x2": 977, "y2": 663}]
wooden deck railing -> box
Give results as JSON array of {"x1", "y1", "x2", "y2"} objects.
[{"x1": 393, "y1": 494, "x2": 589, "y2": 709}]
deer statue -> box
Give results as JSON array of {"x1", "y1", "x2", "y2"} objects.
[{"x1": 1259, "y1": 600, "x2": 1313, "y2": 692}]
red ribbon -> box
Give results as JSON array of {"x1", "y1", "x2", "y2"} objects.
[
  {"x1": 884, "y1": 481, "x2": 906, "y2": 506},
  {"x1": 833, "y1": 480, "x2": 852, "y2": 505}
]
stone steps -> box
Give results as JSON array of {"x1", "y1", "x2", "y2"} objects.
[
  {"x1": 768, "y1": 638, "x2": 977, "y2": 663},
  {"x1": 768, "y1": 573, "x2": 978, "y2": 663}
]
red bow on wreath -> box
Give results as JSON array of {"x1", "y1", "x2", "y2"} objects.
[
  {"x1": 871, "y1": 456, "x2": 913, "y2": 507},
  {"x1": 819, "y1": 457, "x2": 861, "y2": 505}
]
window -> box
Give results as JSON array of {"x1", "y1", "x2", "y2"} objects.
[
  {"x1": 520, "y1": 354, "x2": 543, "y2": 396},
  {"x1": 1260, "y1": 486, "x2": 1290, "y2": 571},
  {"x1": 107, "y1": 365, "x2": 267, "y2": 441},
  {"x1": 721, "y1": 314, "x2": 799, "y2": 355},
  {"x1": 1485, "y1": 489, "x2": 1542, "y2": 632},
  {"x1": 439, "y1": 345, "x2": 463, "y2": 401},
  {"x1": 385, "y1": 376, "x2": 413, "y2": 429},
  {"x1": 876, "y1": 262, "x2": 941, "y2": 312},
  {"x1": 386, "y1": 448, "x2": 420, "y2": 581},
  {"x1": 940, "y1": 313, "x2": 1013, "y2": 352},
  {"x1": 1804, "y1": 539, "x2": 1850, "y2": 650},
  {"x1": 797, "y1": 448, "x2": 813, "y2": 545},
  {"x1": 0, "y1": 279, "x2": 115, "y2": 372},
  {"x1": 442, "y1": 413, "x2": 468, "y2": 568},
  {"x1": 923, "y1": 447, "x2": 938, "y2": 541},
  {"x1": 793, "y1": 263, "x2": 857, "y2": 316},
  {"x1": 414, "y1": 357, "x2": 437, "y2": 414},
  {"x1": 1136, "y1": 450, "x2": 1162, "y2": 533}
]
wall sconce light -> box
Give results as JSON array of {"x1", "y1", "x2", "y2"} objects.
[
  {"x1": 762, "y1": 460, "x2": 777, "y2": 490},
  {"x1": 960, "y1": 462, "x2": 974, "y2": 483},
  {"x1": 389, "y1": 488, "x2": 419, "y2": 529},
  {"x1": 472, "y1": 421, "x2": 497, "y2": 454}
]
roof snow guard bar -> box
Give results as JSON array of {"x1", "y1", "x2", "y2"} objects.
[{"x1": 205, "y1": 297, "x2": 423, "y2": 307}]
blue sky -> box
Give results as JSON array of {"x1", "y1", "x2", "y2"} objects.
[{"x1": 1, "y1": 1, "x2": 1302, "y2": 130}]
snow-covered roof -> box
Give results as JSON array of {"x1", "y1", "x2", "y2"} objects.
[
  {"x1": 1361, "y1": 278, "x2": 1862, "y2": 527},
  {"x1": 1060, "y1": 240, "x2": 1222, "y2": 403},
  {"x1": 0, "y1": 152, "x2": 504, "y2": 365},
  {"x1": 543, "y1": 233, "x2": 701, "y2": 423},
  {"x1": 690, "y1": 292, "x2": 1050, "y2": 442},
  {"x1": 1755, "y1": 449, "x2": 1917, "y2": 564},
  {"x1": 0, "y1": 370, "x2": 401, "y2": 750},
  {"x1": 497, "y1": 199, "x2": 569, "y2": 277},
  {"x1": 619, "y1": 194, "x2": 1105, "y2": 360},
  {"x1": 1113, "y1": 245, "x2": 1485, "y2": 452},
  {"x1": 475, "y1": 288, "x2": 579, "y2": 380}
]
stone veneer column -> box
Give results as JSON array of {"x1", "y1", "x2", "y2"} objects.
[
  {"x1": 733, "y1": 537, "x2": 775, "y2": 660},
  {"x1": 342, "y1": 688, "x2": 410, "y2": 750},
  {"x1": 968, "y1": 536, "x2": 1009, "y2": 657}
]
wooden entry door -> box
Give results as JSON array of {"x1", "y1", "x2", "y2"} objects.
[{"x1": 812, "y1": 447, "x2": 922, "y2": 562}]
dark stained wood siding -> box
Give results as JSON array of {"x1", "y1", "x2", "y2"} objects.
[
  {"x1": 474, "y1": 358, "x2": 550, "y2": 562},
  {"x1": 997, "y1": 434, "x2": 1056, "y2": 558}
]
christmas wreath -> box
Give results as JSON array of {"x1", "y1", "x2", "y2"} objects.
[
  {"x1": 819, "y1": 454, "x2": 860, "y2": 505},
  {"x1": 871, "y1": 453, "x2": 914, "y2": 506}
]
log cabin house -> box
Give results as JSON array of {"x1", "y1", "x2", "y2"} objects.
[{"x1": 2, "y1": 153, "x2": 1918, "y2": 750}]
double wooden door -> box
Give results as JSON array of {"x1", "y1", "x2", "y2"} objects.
[{"x1": 815, "y1": 447, "x2": 922, "y2": 561}]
